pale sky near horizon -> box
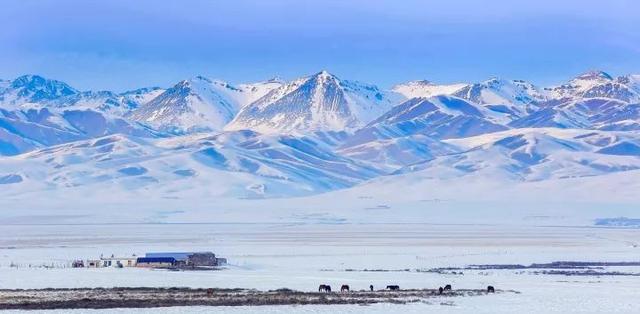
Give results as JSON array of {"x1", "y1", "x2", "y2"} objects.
[{"x1": 1, "y1": 0, "x2": 639, "y2": 92}]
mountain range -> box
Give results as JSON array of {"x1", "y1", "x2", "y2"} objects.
[{"x1": 1, "y1": 70, "x2": 640, "y2": 199}]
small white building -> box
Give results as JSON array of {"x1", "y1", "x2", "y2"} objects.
[{"x1": 99, "y1": 255, "x2": 137, "y2": 268}]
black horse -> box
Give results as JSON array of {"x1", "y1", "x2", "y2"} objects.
[
  {"x1": 341, "y1": 285, "x2": 350, "y2": 292},
  {"x1": 386, "y1": 285, "x2": 400, "y2": 291},
  {"x1": 438, "y1": 286, "x2": 444, "y2": 294},
  {"x1": 487, "y1": 285, "x2": 495, "y2": 293},
  {"x1": 444, "y1": 284, "x2": 452, "y2": 291},
  {"x1": 369, "y1": 285, "x2": 374, "y2": 291},
  {"x1": 318, "y1": 284, "x2": 332, "y2": 292}
]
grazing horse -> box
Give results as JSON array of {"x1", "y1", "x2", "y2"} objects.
[
  {"x1": 369, "y1": 285, "x2": 374, "y2": 292},
  {"x1": 487, "y1": 285, "x2": 495, "y2": 293},
  {"x1": 206, "y1": 288, "x2": 214, "y2": 297},
  {"x1": 341, "y1": 285, "x2": 350, "y2": 292},
  {"x1": 386, "y1": 285, "x2": 400, "y2": 291},
  {"x1": 438, "y1": 287, "x2": 444, "y2": 294},
  {"x1": 318, "y1": 284, "x2": 332, "y2": 292},
  {"x1": 444, "y1": 284, "x2": 452, "y2": 291}
]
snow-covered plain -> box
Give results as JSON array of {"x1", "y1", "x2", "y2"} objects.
[
  {"x1": 2, "y1": 166, "x2": 638, "y2": 313},
  {"x1": 1, "y1": 222, "x2": 639, "y2": 313}
]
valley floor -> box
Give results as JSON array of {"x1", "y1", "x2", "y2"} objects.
[{"x1": 0, "y1": 222, "x2": 639, "y2": 313}]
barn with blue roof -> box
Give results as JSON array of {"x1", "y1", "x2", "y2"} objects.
[{"x1": 136, "y1": 256, "x2": 177, "y2": 268}]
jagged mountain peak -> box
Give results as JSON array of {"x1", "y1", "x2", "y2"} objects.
[
  {"x1": 127, "y1": 78, "x2": 240, "y2": 133},
  {"x1": 226, "y1": 70, "x2": 396, "y2": 134},
  {"x1": 126, "y1": 75, "x2": 283, "y2": 134},
  {"x1": 306, "y1": 70, "x2": 339, "y2": 85},
  {"x1": 1, "y1": 74, "x2": 78, "y2": 106},
  {"x1": 482, "y1": 76, "x2": 503, "y2": 84},
  {"x1": 10, "y1": 74, "x2": 76, "y2": 92},
  {"x1": 392, "y1": 80, "x2": 439, "y2": 88},
  {"x1": 174, "y1": 76, "x2": 210, "y2": 89},
  {"x1": 171, "y1": 75, "x2": 252, "y2": 97},
  {"x1": 263, "y1": 76, "x2": 284, "y2": 83},
  {"x1": 121, "y1": 86, "x2": 163, "y2": 94},
  {"x1": 178, "y1": 76, "x2": 232, "y2": 89},
  {"x1": 547, "y1": 70, "x2": 640, "y2": 103},
  {"x1": 411, "y1": 79, "x2": 434, "y2": 85},
  {"x1": 303, "y1": 70, "x2": 342, "y2": 89},
  {"x1": 451, "y1": 78, "x2": 547, "y2": 121},
  {"x1": 391, "y1": 79, "x2": 468, "y2": 99},
  {"x1": 574, "y1": 70, "x2": 614, "y2": 82},
  {"x1": 192, "y1": 75, "x2": 212, "y2": 82},
  {"x1": 315, "y1": 69, "x2": 333, "y2": 78}
]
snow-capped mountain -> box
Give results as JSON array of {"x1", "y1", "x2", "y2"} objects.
[
  {"x1": 508, "y1": 71, "x2": 640, "y2": 131},
  {"x1": 391, "y1": 80, "x2": 468, "y2": 99},
  {"x1": 46, "y1": 90, "x2": 144, "y2": 115},
  {"x1": 393, "y1": 77, "x2": 549, "y2": 123},
  {"x1": 127, "y1": 77, "x2": 238, "y2": 133},
  {"x1": 0, "y1": 75, "x2": 78, "y2": 108},
  {"x1": 0, "y1": 75, "x2": 165, "y2": 156},
  {"x1": 3, "y1": 70, "x2": 640, "y2": 200},
  {"x1": 546, "y1": 70, "x2": 640, "y2": 103},
  {"x1": 452, "y1": 78, "x2": 548, "y2": 122},
  {"x1": 226, "y1": 71, "x2": 399, "y2": 134},
  {"x1": 128, "y1": 76, "x2": 281, "y2": 134},
  {"x1": 336, "y1": 95, "x2": 509, "y2": 169},
  {"x1": 0, "y1": 75, "x2": 165, "y2": 115},
  {"x1": 344, "y1": 95, "x2": 508, "y2": 148}
]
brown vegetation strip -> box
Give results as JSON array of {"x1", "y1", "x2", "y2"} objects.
[{"x1": 0, "y1": 287, "x2": 502, "y2": 310}]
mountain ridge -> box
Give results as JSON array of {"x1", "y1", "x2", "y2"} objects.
[{"x1": 2, "y1": 70, "x2": 640, "y2": 199}]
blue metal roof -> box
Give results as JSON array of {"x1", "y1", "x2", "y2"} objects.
[
  {"x1": 145, "y1": 252, "x2": 193, "y2": 260},
  {"x1": 136, "y1": 257, "x2": 176, "y2": 263},
  {"x1": 145, "y1": 252, "x2": 213, "y2": 261}
]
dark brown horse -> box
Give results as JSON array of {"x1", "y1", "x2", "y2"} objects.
[
  {"x1": 444, "y1": 284, "x2": 452, "y2": 290},
  {"x1": 341, "y1": 285, "x2": 350, "y2": 292},
  {"x1": 487, "y1": 285, "x2": 495, "y2": 293},
  {"x1": 438, "y1": 286, "x2": 444, "y2": 294},
  {"x1": 386, "y1": 285, "x2": 400, "y2": 291},
  {"x1": 318, "y1": 284, "x2": 332, "y2": 292},
  {"x1": 369, "y1": 285, "x2": 374, "y2": 291}
]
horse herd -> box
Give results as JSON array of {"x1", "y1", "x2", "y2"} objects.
[{"x1": 318, "y1": 284, "x2": 496, "y2": 293}]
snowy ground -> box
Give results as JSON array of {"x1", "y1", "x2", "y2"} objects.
[
  {"x1": 1, "y1": 175, "x2": 639, "y2": 313},
  {"x1": 1, "y1": 222, "x2": 639, "y2": 313}
]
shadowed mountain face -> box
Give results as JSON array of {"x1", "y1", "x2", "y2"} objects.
[
  {"x1": 1, "y1": 70, "x2": 640, "y2": 197},
  {"x1": 1, "y1": 75, "x2": 78, "y2": 105},
  {"x1": 343, "y1": 96, "x2": 508, "y2": 150}
]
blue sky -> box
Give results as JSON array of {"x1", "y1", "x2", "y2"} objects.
[{"x1": 1, "y1": 0, "x2": 639, "y2": 91}]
